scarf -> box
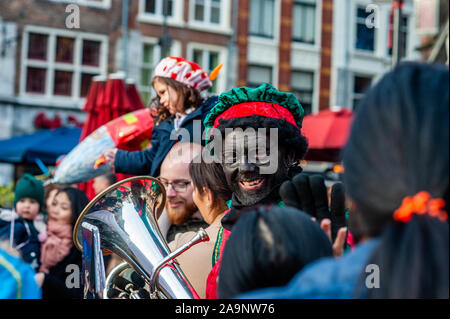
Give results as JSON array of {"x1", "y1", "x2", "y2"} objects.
[{"x1": 39, "y1": 222, "x2": 73, "y2": 274}]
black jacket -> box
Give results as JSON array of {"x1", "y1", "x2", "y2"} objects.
[{"x1": 41, "y1": 246, "x2": 83, "y2": 299}]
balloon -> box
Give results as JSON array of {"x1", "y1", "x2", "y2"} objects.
[{"x1": 51, "y1": 109, "x2": 153, "y2": 184}]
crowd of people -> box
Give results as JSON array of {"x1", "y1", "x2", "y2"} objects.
[{"x1": 0, "y1": 56, "x2": 448, "y2": 299}]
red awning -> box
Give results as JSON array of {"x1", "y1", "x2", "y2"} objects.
[{"x1": 302, "y1": 108, "x2": 354, "y2": 150}]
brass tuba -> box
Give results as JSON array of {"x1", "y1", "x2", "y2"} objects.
[{"x1": 73, "y1": 176, "x2": 209, "y2": 299}]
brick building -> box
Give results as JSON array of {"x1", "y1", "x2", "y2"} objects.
[
  {"x1": 0, "y1": 0, "x2": 234, "y2": 184},
  {"x1": 234, "y1": 0, "x2": 422, "y2": 114},
  {"x1": 0, "y1": 0, "x2": 435, "y2": 184}
]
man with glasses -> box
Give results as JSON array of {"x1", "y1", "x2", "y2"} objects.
[{"x1": 157, "y1": 142, "x2": 208, "y2": 242}]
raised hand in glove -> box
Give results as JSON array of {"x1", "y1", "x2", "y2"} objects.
[{"x1": 279, "y1": 173, "x2": 348, "y2": 257}]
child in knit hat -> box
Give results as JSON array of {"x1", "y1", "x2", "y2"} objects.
[{"x1": 0, "y1": 173, "x2": 46, "y2": 271}]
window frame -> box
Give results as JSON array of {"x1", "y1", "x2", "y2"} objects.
[
  {"x1": 351, "y1": 73, "x2": 373, "y2": 111},
  {"x1": 249, "y1": 0, "x2": 276, "y2": 39},
  {"x1": 20, "y1": 25, "x2": 108, "y2": 106},
  {"x1": 354, "y1": 5, "x2": 376, "y2": 53},
  {"x1": 247, "y1": 64, "x2": 274, "y2": 88},
  {"x1": 186, "y1": 42, "x2": 228, "y2": 95},
  {"x1": 291, "y1": 69, "x2": 315, "y2": 115},
  {"x1": 138, "y1": 0, "x2": 184, "y2": 27},
  {"x1": 191, "y1": 0, "x2": 221, "y2": 25},
  {"x1": 292, "y1": 0, "x2": 317, "y2": 45},
  {"x1": 187, "y1": 0, "x2": 232, "y2": 34},
  {"x1": 142, "y1": 0, "x2": 174, "y2": 17},
  {"x1": 138, "y1": 37, "x2": 181, "y2": 105}
]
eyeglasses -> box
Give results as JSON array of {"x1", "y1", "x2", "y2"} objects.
[{"x1": 158, "y1": 178, "x2": 191, "y2": 193}]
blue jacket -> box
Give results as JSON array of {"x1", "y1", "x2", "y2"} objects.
[
  {"x1": 238, "y1": 238, "x2": 380, "y2": 299},
  {"x1": 115, "y1": 96, "x2": 218, "y2": 177},
  {"x1": 0, "y1": 248, "x2": 41, "y2": 299}
]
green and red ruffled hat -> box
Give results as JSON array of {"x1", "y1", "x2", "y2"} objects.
[{"x1": 204, "y1": 83, "x2": 305, "y2": 141}]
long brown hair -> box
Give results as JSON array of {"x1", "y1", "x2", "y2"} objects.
[{"x1": 151, "y1": 76, "x2": 203, "y2": 124}]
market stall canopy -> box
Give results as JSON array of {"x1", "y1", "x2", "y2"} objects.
[
  {"x1": 0, "y1": 127, "x2": 81, "y2": 165},
  {"x1": 302, "y1": 108, "x2": 354, "y2": 149},
  {"x1": 301, "y1": 108, "x2": 354, "y2": 162}
]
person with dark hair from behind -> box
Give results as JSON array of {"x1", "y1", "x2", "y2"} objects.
[
  {"x1": 168, "y1": 155, "x2": 231, "y2": 298},
  {"x1": 34, "y1": 187, "x2": 89, "y2": 299},
  {"x1": 239, "y1": 62, "x2": 449, "y2": 299},
  {"x1": 218, "y1": 205, "x2": 333, "y2": 299}
]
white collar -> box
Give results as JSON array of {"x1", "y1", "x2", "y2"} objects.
[{"x1": 176, "y1": 107, "x2": 195, "y2": 118}]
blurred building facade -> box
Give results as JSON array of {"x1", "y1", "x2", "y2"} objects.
[
  {"x1": 415, "y1": 0, "x2": 449, "y2": 64},
  {"x1": 0, "y1": 0, "x2": 122, "y2": 184},
  {"x1": 0, "y1": 0, "x2": 446, "y2": 185}
]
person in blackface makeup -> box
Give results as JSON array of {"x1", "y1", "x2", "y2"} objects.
[
  {"x1": 204, "y1": 83, "x2": 346, "y2": 298},
  {"x1": 203, "y1": 84, "x2": 308, "y2": 222},
  {"x1": 202, "y1": 83, "x2": 347, "y2": 298}
]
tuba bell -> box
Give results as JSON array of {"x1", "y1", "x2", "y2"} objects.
[{"x1": 73, "y1": 176, "x2": 209, "y2": 299}]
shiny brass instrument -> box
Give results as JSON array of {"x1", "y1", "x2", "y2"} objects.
[{"x1": 73, "y1": 176, "x2": 209, "y2": 299}]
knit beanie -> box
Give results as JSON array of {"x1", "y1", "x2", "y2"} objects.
[
  {"x1": 13, "y1": 174, "x2": 45, "y2": 210},
  {"x1": 153, "y1": 56, "x2": 223, "y2": 92}
]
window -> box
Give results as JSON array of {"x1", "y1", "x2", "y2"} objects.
[
  {"x1": 81, "y1": 73, "x2": 96, "y2": 97},
  {"x1": 22, "y1": 27, "x2": 107, "y2": 99},
  {"x1": 193, "y1": 0, "x2": 221, "y2": 24},
  {"x1": 54, "y1": 70, "x2": 73, "y2": 96},
  {"x1": 355, "y1": 7, "x2": 375, "y2": 52},
  {"x1": 292, "y1": 0, "x2": 316, "y2": 44},
  {"x1": 140, "y1": 43, "x2": 159, "y2": 105},
  {"x1": 82, "y1": 40, "x2": 101, "y2": 66},
  {"x1": 144, "y1": 0, "x2": 173, "y2": 17},
  {"x1": 139, "y1": 41, "x2": 174, "y2": 105},
  {"x1": 352, "y1": 75, "x2": 372, "y2": 111},
  {"x1": 192, "y1": 48, "x2": 220, "y2": 93},
  {"x1": 249, "y1": 0, "x2": 275, "y2": 38},
  {"x1": 26, "y1": 67, "x2": 46, "y2": 94},
  {"x1": 291, "y1": 70, "x2": 314, "y2": 115},
  {"x1": 55, "y1": 37, "x2": 75, "y2": 63},
  {"x1": 388, "y1": 15, "x2": 408, "y2": 58},
  {"x1": 247, "y1": 65, "x2": 272, "y2": 88},
  {"x1": 28, "y1": 33, "x2": 48, "y2": 60}
]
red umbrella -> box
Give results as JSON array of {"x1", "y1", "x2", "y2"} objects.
[
  {"x1": 78, "y1": 73, "x2": 145, "y2": 199},
  {"x1": 126, "y1": 79, "x2": 146, "y2": 110},
  {"x1": 79, "y1": 76, "x2": 106, "y2": 141},
  {"x1": 302, "y1": 108, "x2": 354, "y2": 149},
  {"x1": 103, "y1": 73, "x2": 134, "y2": 121}
]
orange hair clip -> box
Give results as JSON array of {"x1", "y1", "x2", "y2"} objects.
[{"x1": 393, "y1": 191, "x2": 448, "y2": 223}]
